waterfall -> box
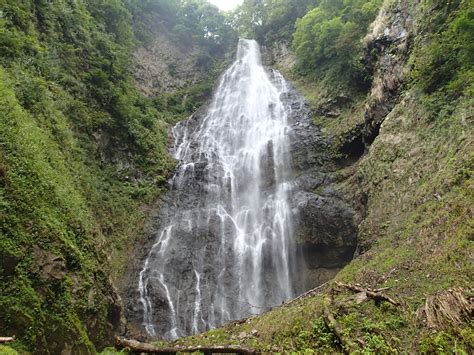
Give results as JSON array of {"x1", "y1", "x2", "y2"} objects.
[{"x1": 138, "y1": 39, "x2": 302, "y2": 339}]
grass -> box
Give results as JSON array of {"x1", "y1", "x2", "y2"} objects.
[{"x1": 0, "y1": 346, "x2": 18, "y2": 355}]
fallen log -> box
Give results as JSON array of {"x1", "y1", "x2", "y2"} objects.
[
  {"x1": 115, "y1": 336, "x2": 256, "y2": 354},
  {"x1": 0, "y1": 337, "x2": 15, "y2": 344},
  {"x1": 322, "y1": 299, "x2": 357, "y2": 354},
  {"x1": 335, "y1": 282, "x2": 399, "y2": 306}
]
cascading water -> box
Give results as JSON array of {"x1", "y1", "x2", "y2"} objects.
[{"x1": 137, "y1": 39, "x2": 305, "y2": 339}]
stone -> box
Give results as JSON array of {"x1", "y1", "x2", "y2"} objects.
[
  {"x1": 31, "y1": 245, "x2": 66, "y2": 281},
  {"x1": 0, "y1": 251, "x2": 19, "y2": 277},
  {"x1": 355, "y1": 292, "x2": 368, "y2": 304},
  {"x1": 122, "y1": 63, "x2": 358, "y2": 339},
  {"x1": 325, "y1": 110, "x2": 341, "y2": 118},
  {"x1": 238, "y1": 331, "x2": 247, "y2": 340}
]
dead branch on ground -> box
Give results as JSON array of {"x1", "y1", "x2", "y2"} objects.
[
  {"x1": 322, "y1": 296, "x2": 357, "y2": 354},
  {"x1": 335, "y1": 281, "x2": 399, "y2": 305},
  {"x1": 283, "y1": 282, "x2": 329, "y2": 307},
  {"x1": 115, "y1": 336, "x2": 256, "y2": 354}
]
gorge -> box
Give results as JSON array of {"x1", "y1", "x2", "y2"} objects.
[{"x1": 0, "y1": 0, "x2": 472, "y2": 353}]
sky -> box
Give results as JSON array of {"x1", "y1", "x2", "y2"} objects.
[{"x1": 208, "y1": 0, "x2": 244, "y2": 11}]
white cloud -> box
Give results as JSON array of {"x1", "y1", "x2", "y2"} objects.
[{"x1": 208, "y1": 0, "x2": 243, "y2": 11}]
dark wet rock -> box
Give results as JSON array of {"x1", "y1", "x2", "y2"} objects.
[
  {"x1": 280, "y1": 82, "x2": 357, "y2": 286},
  {"x1": 294, "y1": 193, "x2": 357, "y2": 256},
  {"x1": 0, "y1": 251, "x2": 19, "y2": 277},
  {"x1": 122, "y1": 69, "x2": 358, "y2": 341},
  {"x1": 31, "y1": 246, "x2": 66, "y2": 281},
  {"x1": 316, "y1": 95, "x2": 351, "y2": 118}
]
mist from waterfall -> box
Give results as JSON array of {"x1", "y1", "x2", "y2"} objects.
[{"x1": 138, "y1": 39, "x2": 302, "y2": 339}]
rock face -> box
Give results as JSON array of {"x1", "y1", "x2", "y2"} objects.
[
  {"x1": 338, "y1": 0, "x2": 413, "y2": 161},
  {"x1": 133, "y1": 25, "x2": 214, "y2": 96},
  {"x1": 282, "y1": 87, "x2": 357, "y2": 290},
  {"x1": 123, "y1": 43, "x2": 357, "y2": 340}
]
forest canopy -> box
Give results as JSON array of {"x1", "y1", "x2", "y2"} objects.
[{"x1": 229, "y1": 0, "x2": 382, "y2": 90}]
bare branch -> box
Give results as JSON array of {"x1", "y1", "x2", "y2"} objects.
[{"x1": 335, "y1": 281, "x2": 399, "y2": 306}]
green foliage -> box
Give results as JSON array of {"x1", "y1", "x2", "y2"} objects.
[
  {"x1": 0, "y1": 345, "x2": 19, "y2": 355},
  {"x1": 126, "y1": 0, "x2": 237, "y2": 53},
  {"x1": 230, "y1": 0, "x2": 314, "y2": 42},
  {"x1": 292, "y1": 0, "x2": 382, "y2": 87},
  {"x1": 419, "y1": 328, "x2": 473, "y2": 354},
  {"x1": 412, "y1": 0, "x2": 474, "y2": 96},
  {"x1": 0, "y1": 0, "x2": 233, "y2": 352},
  {"x1": 362, "y1": 334, "x2": 397, "y2": 353},
  {"x1": 308, "y1": 317, "x2": 339, "y2": 351}
]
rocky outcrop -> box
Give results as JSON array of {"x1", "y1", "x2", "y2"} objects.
[
  {"x1": 133, "y1": 25, "x2": 213, "y2": 96},
  {"x1": 339, "y1": 0, "x2": 414, "y2": 163},
  {"x1": 262, "y1": 41, "x2": 296, "y2": 69},
  {"x1": 31, "y1": 246, "x2": 67, "y2": 281},
  {"x1": 122, "y1": 69, "x2": 358, "y2": 340},
  {"x1": 282, "y1": 85, "x2": 358, "y2": 290}
]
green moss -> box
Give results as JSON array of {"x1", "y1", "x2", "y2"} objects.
[{"x1": 0, "y1": 345, "x2": 19, "y2": 355}]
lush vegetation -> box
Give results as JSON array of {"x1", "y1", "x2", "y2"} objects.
[
  {"x1": 1, "y1": 0, "x2": 472, "y2": 352},
  {"x1": 292, "y1": 0, "x2": 381, "y2": 88},
  {"x1": 230, "y1": 0, "x2": 314, "y2": 42},
  {"x1": 412, "y1": 0, "x2": 474, "y2": 97},
  {"x1": 128, "y1": 0, "x2": 236, "y2": 52},
  {"x1": 0, "y1": 0, "x2": 234, "y2": 352}
]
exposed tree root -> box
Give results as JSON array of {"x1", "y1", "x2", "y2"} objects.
[
  {"x1": 335, "y1": 281, "x2": 399, "y2": 305},
  {"x1": 416, "y1": 288, "x2": 473, "y2": 329},
  {"x1": 322, "y1": 297, "x2": 357, "y2": 354},
  {"x1": 115, "y1": 336, "x2": 256, "y2": 354}
]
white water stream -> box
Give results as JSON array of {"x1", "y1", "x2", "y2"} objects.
[{"x1": 138, "y1": 39, "x2": 298, "y2": 339}]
